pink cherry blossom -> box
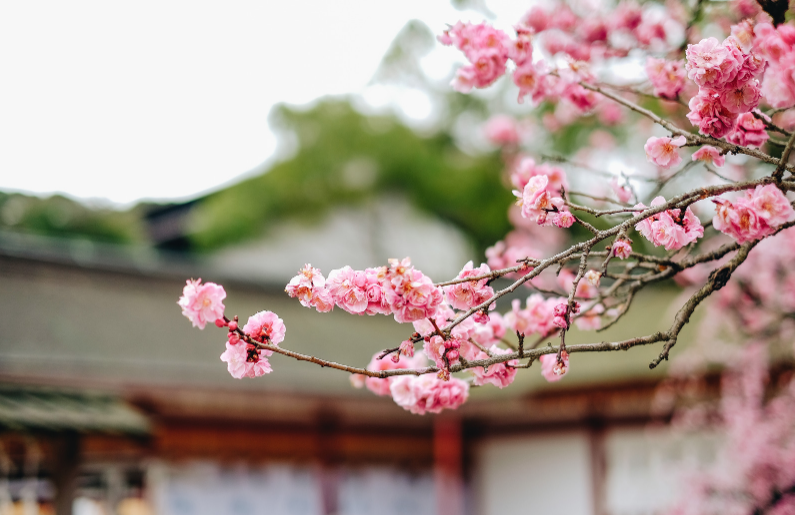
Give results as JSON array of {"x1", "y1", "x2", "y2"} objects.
[
  {"x1": 363, "y1": 267, "x2": 391, "y2": 316},
  {"x1": 761, "y1": 60, "x2": 795, "y2": 109},
  {"x1": 242, "y1": 310, "x2": 286, "y2": 348},
  {"x1": 472, "y1": 312, "x2": 507, "y2": 346},
  {"x1": 326, "y1": 266, "x2": 369, "y2": 314},
  {"x1": 612, "y1": 239, "x2": 633, "y2": 259},
  {"x1": 513, "y1": 61, "x2": 543, "y2": 104},
  {"x1": 540, "y1": 351, "x2": 569, "y2": 382},
  {"x1": 751, "y1": 184, "x2": 795, "y2": 226},
  {"x1": 442, "y1": 22, "x2": 510, "y2": 93},
  {"x1": 444, "y1": 261, "x2": 494, "y2": 311},
  {"x1": 687, "y1": 89, "x2": 736, "y2": 138},
  {"x1": 484, "y1": 115, "x2": 519, "y2": 145},
  {"x1": 574, "y1": 305, "x2": 604, "y2": 330},
  {"x1": 557, "y1": 269, "x2": 597, "y2": 299},
  {"x1": 646, "y1": 57, "x2": 686, "y2": 99},
  {"x1": 390, "y1": 375, "x2": 470, "y2": 415},
  {"x1": 713, "y1": 186, "x2": 794, "y2": 244},
  {"x1": 472, "y1": 345, "x2": 517, "y2": 388},
  {"x1": 503, "y1": 294, "x2": 563, "y2": 336},
  {"x1": 285, "y1": 264, "x2": 333, "y2": 313},
  {"x1": 727, "y1": 112, "x2": 769, "y2": 148},
  {"x1": 691, "y1": 146, "x2": 725, "y2": 167},
  {"x1": 178, "y1": 279, "x2": 226, "y2": 330},
  {"x1": 220, "y1": 341, "x2": 273, "y2": 379},
  {"x1": 383, "y1": 258, "x2": 443, "y2": 324},
  {"x1": 611, "y1": 178, "x2": 633, "y2": 203},
  {"x1": 635, "y1": 197, "x2": 704, "y2": 250},
  {"x1": 644, "y1": 136, "x2": 686, "y2": 169},
  {"x1": 584, "y1": 270, "x2": 601, "y2": 286},
  {"x1": 364, "y1": 350, "x2": 427, "y2": 397},
  {"x1": 685, "y1": 37, "x2": 741, "y2": 90},
  {"x1": 719, "y1": 79, "x2": 761, "y2": 114},
  {"x1": 511, "y1": 157, "x2": 569, "y2": 193},
  {"x1": 509, "y1": 30, "x2": 533, "y2": 66}
]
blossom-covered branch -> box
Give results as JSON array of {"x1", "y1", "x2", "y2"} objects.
[{"x1": 178, "y1": 1, "x2": 795, "y2": 418}]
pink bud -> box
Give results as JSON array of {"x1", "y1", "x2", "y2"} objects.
[
  {"x1": 447, "y1": 350, "x2": 460, "y2": 361},
  {"x1": 228, "y1": 321, "x2": 238, "y2": 331},
  {"x1": 553, "y1": 304, "x2": 568, "y2": 317},
  {"x1": 553, "y1": 315, "x2": 568, "y2": 329},
  {"x1": 391, "y1": 353, "x2": 400, "y2": 363},
  {"x1": 228, "y1": 332, "x2": 240, "y2": 345},
  {"x1": 444, "y1": 340, "x2": 455, "y2": 349},
  {"x1": 215, "y1": 318, "x2": 227, "y2": 328}
]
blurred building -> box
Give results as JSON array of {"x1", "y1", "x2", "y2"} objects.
[{"x1": 0, "y1": 198, "x2": 704, "y2": 515}]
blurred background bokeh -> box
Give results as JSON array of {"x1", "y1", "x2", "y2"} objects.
[{"x1": 0, "y1": 1, "x2": 733, "y2": 514}]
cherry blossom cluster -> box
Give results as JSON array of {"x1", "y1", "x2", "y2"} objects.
[
  {"x1": 175, "y1": 0, "x2": 795, "y2": 431},
  {"x1": 685, "y1": 34, "x2": 767, "y2": 141},
  {"x1": 713, "y1": 184, "x2": 795, "y2": 243},
  {"x1": 515, "y1": 174, "x2": 575, "y2": 228},
  {"x1": 635, "y1": 196, "x2": 704, "y2": 250},
  {"x1": 440, "y1": 0, "x2": 682, "y2": 111},
  {"x1": 178, "y1": 279, "x2": 286, "y2": 379},
  {"x1": 285, "y1": 260, "x2": 442, "y2": 323}
]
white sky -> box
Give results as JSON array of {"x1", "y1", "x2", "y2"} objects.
[{"x1": 0, "y1": 1, "x2": 528, "y2": 206}]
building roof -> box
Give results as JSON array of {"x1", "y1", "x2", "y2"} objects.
[{"x1": 0, "y1": 385, "x2": 149, "y2": 434}]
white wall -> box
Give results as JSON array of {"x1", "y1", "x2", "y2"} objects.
[{"x1": 474, "y1": 431, "x2": 594, "y2": 515}]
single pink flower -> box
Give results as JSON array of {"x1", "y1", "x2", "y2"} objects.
[
  {"x1": 685, "y1": 37, "x2": 741, "y2": 90},
  {"x1": 727, "y1": 112, "x2": 769, "y2": 148},
  {"x1": 220, "y1": 341, "x2": 272, "y2": 379},
  {"x1": 610, "y1": 178, "x2": 633, "y2": 203},
  {"x1": 178, "y1": 279, "x2": 226, "y2": 330},
  {"x1": 644, "y1": 135, "x2": 686, "y2": 169},
  {"x1": 509, "y1": 32, "x2": 533, "y2": 66},
  {"x1": 687, "y1": 89, "x2": 737, "y2": 138},
  {"x1": 719, "y1": 79, "x2": 761, "y2": 114},
  {"x1": 513, "y1": 61, "x2": 542, "y2": 104},
  {"x1": 612, "y1": 239, "x2": 632, "y2": 259},
  {"x1": 242, "y1": 310, "x2": 286, "y2": 348},
  {"x1": 540, "y1": 351, "x2": 569, "y2": 382},
  {"x1": 749, "y1": 184, "x2": 795, "y2": 226},
  {"x1": 326, "y1": 266, "x2": 369, "y2": 314},
  {"x1": 646, "y1": 57, "x2": 686, "y2": 99},
  {"x1": 692, "y1": 146, "x2": 725, "y2": 167}
]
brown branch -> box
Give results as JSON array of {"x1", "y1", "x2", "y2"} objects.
[{"x1": 577, "y1": 81, "x2": 795, "y2": 173}]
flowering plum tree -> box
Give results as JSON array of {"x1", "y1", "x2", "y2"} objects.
[{"x1": 179, "y1": 0, "x2": 795, "y2": 485}]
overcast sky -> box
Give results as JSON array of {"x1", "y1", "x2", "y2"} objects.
[{"x1": 0, "y1": 1, "x2": 527, "y2": 205}]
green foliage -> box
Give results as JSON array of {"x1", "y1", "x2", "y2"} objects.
[
  {"x1": 190, "y1": 99, "x2": 513, "y2": 253},
  {"x1": 0, "y1": 192, "x2": 142, "y2": 244}
]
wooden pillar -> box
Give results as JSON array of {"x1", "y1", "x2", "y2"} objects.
[
  {"x1": 52, "y1": 432, "x2": 81, "y2": 515},
  {"x1": 434, "y1": 417, "x2": 464, "y2": 515}
]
